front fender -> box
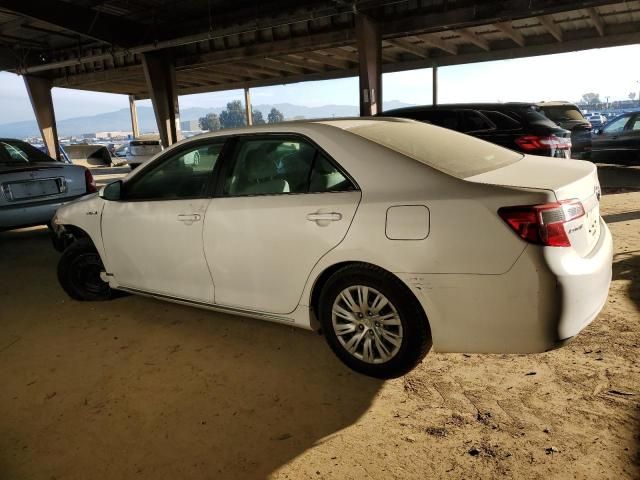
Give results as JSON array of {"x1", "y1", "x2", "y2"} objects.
[{"x1": 54, "y1": 194, "x2": 109, "y2": 268}]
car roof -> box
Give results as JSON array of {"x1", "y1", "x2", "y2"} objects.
[
  {"x1": 381, "y1": 102, "x2": 537, "y2": 115},
  {"x1": 537, "y1": 101, "x2": 579, "y2": 107}
]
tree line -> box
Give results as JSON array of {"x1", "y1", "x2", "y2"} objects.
[{"x1": 199, "y1": 100, "x2": 284, "y2": 131}]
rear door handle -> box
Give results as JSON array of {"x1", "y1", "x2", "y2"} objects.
[
  {"x1": 177, "y1": 213, "x2": 201, "y2": 225},
  {"x1": 306, "y1": 212, "x2": 342, "y2": 222}
]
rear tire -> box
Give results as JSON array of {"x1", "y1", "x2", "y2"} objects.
[
  {"x1": 318, "y1": 263, "x2": 431, "y2": 379},
  {"x1": 58, "y1": 238, "x2": 114, "y2": 301}
]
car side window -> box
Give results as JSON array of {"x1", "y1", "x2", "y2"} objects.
[
  {"x1": 309, "y1": 152, "x2": 353, "y2": 193},
  {"x1": 124, "y1": 141, "x2": 224, "y2": 200},
  {"x1": 458, "y1": 110, "x2": 494, "y2": 133},
  {"x1": 416, "y1": 110, "x2": 460, "y2": 130},
  {"x1": 480, "y1": 110, "x2": 522, "y2": 130},
  {"x1": 603, "y1": 116, "x2": 629, "y2": 134},
  {"x1": 224, "y1": 136, "x2": 354, "y2": 196},
  {"x1": 629, "y1": 116, "x2": 640, "y2": 132}
]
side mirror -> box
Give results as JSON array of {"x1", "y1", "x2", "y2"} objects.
[{"x1": 100, "y1": 180, "x2": 123, "y2": 201}]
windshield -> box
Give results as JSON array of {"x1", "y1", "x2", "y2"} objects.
[
  {"x1": 541, "y1": 105, "x2": 586, "y2": 122},
  {"x1": 0, "y1": 140, "x2": 58, "y2": 165},
  {"x1": 347, "y1": 121, "x2": 522, "y2": 178}
]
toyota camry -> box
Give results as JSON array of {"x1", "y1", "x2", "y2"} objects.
[{"x1": 51, "y1": 118, "x2": 612, "y2": 378}]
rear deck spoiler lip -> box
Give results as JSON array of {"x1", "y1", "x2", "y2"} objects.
[{"x1": 0, "y1": 164, "x2": 65, "y2": 174}]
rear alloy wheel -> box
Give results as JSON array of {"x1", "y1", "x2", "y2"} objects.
[
  {"x1": 318, "y1": 264, "x2": 431, "y2": 379},
  {"x1": 57, "y1": 238, "x2": 114, "y2": 301},
  {"x1": 332, "y1": 285, "x2": 403, "y2": 364}
]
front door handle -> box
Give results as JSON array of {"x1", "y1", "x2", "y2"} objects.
[
  {"x1": 306, "y1": 212, "x2": 342, "y2": 224},
  {"x1": 177, "y1": 213, "x2": 201, "y2": 225}
]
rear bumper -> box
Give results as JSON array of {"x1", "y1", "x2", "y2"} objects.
[
  {"x1": 396, "y1": 222, "x2": 612, "y2": 353},
  {"x1": 0, "y1": 194, "x2": 85, "y2": 230},
  {"x1": 544, "y1": 219, "x2": 613, "y2": 340}
]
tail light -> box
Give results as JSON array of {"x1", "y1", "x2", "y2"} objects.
[
  {"x1": 84, "y1": 168, "x2": 97, "y2": 193},
  {"x1": 515, "y1": 135, "x2": 572, "y2": 152},
  {"x1": 498, "y1": 199, "x2": 585, "y2": 247}
]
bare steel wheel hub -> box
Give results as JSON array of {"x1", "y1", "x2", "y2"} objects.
[{"x1": 331, "y1": 285, "x2": 403, "y2": 364}]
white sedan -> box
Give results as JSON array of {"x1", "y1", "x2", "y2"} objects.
[{"x1": 51, "y1": 118, "x2": 612, "y2": 378}]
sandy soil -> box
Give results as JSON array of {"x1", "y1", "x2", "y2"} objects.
[{"x1": 0, "y1": 191, "x2": 638, "y2": 480}]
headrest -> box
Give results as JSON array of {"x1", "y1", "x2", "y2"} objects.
[{"x1": 244, "y1": 149, "x2": 277, "y2": 182}]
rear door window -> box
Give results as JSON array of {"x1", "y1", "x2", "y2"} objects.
[
  {"x1": 224, "y1": 136, "x2": 355, "y2": 196},
  {"x1": 458, "y1": 110, "x2": 495, "y2": 133},
  {"x1": 480, "y1": 110, "x2": 522, "y2": 130}
]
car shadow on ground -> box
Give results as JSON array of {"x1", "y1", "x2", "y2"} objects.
[
  {"x1": 597, "y1": 164, "x2": 640, "y2": 193},
  {"x1": 612, "y1": 249, "x2": 640, "y2": 310},
  {"x1": 0, "y1": 228, "x2": 383, "y2": 479}
]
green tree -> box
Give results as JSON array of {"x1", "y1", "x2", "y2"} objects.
[
  {"x1": 199, "y1": 113, "x2": 221, "y2": 131},
  {"x1": 629, "y1": 92, "x2": 637, "y2": 101},
  {"x1": 252, "y1": 109, "x2": 266, "y2": 125},
  {"x1": 267, "y1": 107, "x2": 285, "y2": 124},
  {"x1": 220, "y1": 100, "x2": 247, "y2": 129},
  {"x1": 581, "y1": 92, "x2": 600, "y2": 105}
]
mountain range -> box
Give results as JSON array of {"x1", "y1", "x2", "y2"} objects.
[{"x1": 0, "y1": 101, "x2": 413, "y2": 138}]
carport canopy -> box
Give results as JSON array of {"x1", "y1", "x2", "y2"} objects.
[{"x1": 0, "y1": 0, "x2": 639, "y2": 157}]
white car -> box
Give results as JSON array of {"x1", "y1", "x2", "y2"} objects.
[
  {"x1": 51, "y1": 119, "x2": 612, "y2": 378},
  {"x1": 125, "y1": 138, "x2": 163, "y2": 169}
]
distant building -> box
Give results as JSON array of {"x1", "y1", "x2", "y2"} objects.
[
  {"x1": 94, "y1": 131, "x2": 132, "y2": 140},
  {"x1": 180, "y1": 119, "x2": 200, "y2": 131}
]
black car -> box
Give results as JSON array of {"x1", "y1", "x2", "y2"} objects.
[
  {"x1": 381, "y1": 103, "x2": 572, "y2": 159},
  {"x1": 537, "y1": 102, "x2": 592, "y2": 159},
  {"x1": 591, "y1": 112, "x2": 640, "y2": 165}
]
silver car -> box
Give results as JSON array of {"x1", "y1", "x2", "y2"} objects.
[{"x1": 0, "y1": 138, "x2": 96, "y2": 231}]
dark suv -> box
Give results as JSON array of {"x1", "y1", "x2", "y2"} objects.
[
  {"x1": 537, "y1": 102, "x2": 592, "y2": 159},
  {"x1": 382, "y1": 103, "x2": 572, "y2": 159}
]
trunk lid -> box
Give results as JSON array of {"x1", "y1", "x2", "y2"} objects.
[
  {"x1": 0, "y1": 163, "x2": 86, "y2": 205},
  {"x1": 466, "y1": 155, "x2": 601, "y2": 256}
]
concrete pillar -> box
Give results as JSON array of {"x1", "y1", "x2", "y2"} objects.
[
  {"x1": 141, "y1": 50, "x2": 181, "y2": 147},
  {"x1": 356, "y1": 14, "x2": 382, "y2": 116},
  {"x1": 432, "y1": 65, "x2": 438, "y2": 106},
  {"x1": 244, "y1": 87, "x2": 252, "y2": 126},
  {"x1": 128, "y1": 95, "x2": 140, "y2": 138},
  {"x1": 24, "y1": 75, "x2": 60, "y2": 160}
]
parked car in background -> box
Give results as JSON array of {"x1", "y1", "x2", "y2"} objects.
[
  {"x1": 52, "y1": 119, "x2": 611, "y2": 378},
  {"x1": 587, "y1": 113, "x2": 607, "y2": 129},
  {"x1": 591, "y1": 111, "x2": 640, "y2": 165},
  {"x1": 538, "y1": 101, "x2": 592, "y2": 159},
  {"x1": 114, "y1": 144, "x2": 128, "y2": 158},
  {"x1": 382, "y1": 103, "x2": 572, "y2": 159},
  {"x1": 35, "y1": 144, "x2": 72, "y2": 164},
  {"x1": 65, "y1": 144, "x2": 114, "y2": 168},
  {"x1": 0, "y1": 138, "x2": 96, "y2": 231},
  {"x1": 126, "y1": 136, "x2": 163, "y2": 169}
]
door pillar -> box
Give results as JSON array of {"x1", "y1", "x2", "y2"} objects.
[
  {"x1": 142, "y1": 50, "x2": 181, "y2": 147},
  {"x1": 24, "y1": 75, "x2": 60, "y2": 160},
  {"x1": 356, "y1": 14, "x2": 382, "y2": 116},
  {"x1": 128, "y1": 94, "x2": 140, "y2": 138}
]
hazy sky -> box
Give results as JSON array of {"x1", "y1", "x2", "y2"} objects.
[{"x1": 1, "y1": 44, "x2": 639, "y2": 125}]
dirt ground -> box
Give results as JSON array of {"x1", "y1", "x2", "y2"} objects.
[{"x1": 0, "y1": 172, "x2": 638, "y2": 479}]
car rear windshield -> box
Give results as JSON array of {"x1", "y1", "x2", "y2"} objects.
[
  {"x1": 0, "y1": 140, "x2": 58, "y2": 164},
  {"x1": 130, "y1": 140, "x2": 160, "y2": 146},
  {"x1": 508, "y1": 106, "x2": 560, "y2": 129},
  {"x1": 347, "y1": 121, "x2": 522, "y2": 178},
  {"x1": 540, "y1": 105, "x2": 586, "y2": 122}
]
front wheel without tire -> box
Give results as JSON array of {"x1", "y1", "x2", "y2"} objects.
[
  {"x1": 57, "y1": 238, "x2": 114, "y2": 301},
  {"x1": 318, "y1": 264, "x2": 431, "y2": 379}
]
